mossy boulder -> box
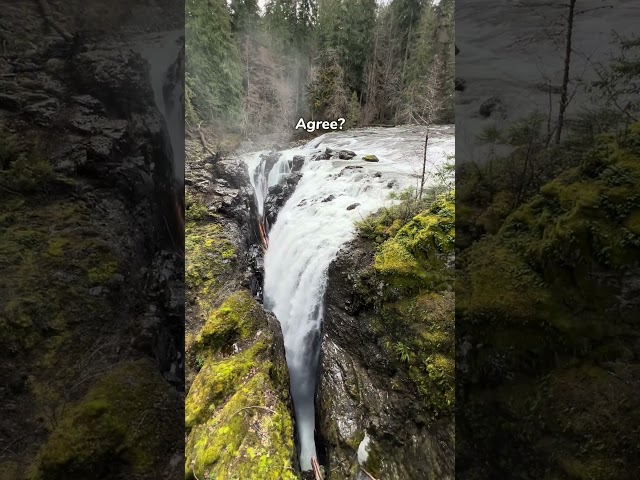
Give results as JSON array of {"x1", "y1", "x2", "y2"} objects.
[
  {"x1": 192, "y1": 291, "x2": 260, "y2": 353},
  {"x1": 374, "y1": 195, "x2": 454, "y2": 298},
  {"x1": 362, "y1": 154, "x2": 379, "y2": 162},
  {"x1": 27, "y1": 359, "x2": 182, "y2": 480},
  {"x1": 185, "y1": 292, "x2": 296, "y2": 480}
]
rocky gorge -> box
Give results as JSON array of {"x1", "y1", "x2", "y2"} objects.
[
  {"x1": 185, "y1": 126, "x2": 455, "y2": 479},
  {"x1": 1, "y1": 2, "x2": 184, "y2": 478}
]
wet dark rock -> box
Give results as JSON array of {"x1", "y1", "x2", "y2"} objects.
[
  {"x1": 455, "y1": 77, "x2": 466, "y2": 92},
  {"x1": 264, "y1": 172, "x2": 303, "y2": 226},
  {"x1": 286, "y1": 172, "x2": 302, "y2": 186},
  {"x1": 317, "y1": 238, "x2": 454, "y2": 480},
  {"x1": 260, "y1": 151, "x2": 282, "y2": 177},
  {"x1": 374, "y1": 172, "x2": 382, "y2": 178},
  {"x1": 71, "y1": 94, "x2": 106, "y2": 113},
  {"x1": 316, "y1": 147, "x2": 357, "y2": 161},
  {"x1": 479, "y1": 96, "x2": 501, "y2": 118},
  {"x1": 291, "y1": 155, "x2": 305, "y2": 172},
  {"x1": 0, "y1": 93, "x2": 22, "y2": 111},
  {"x1": 387, "y1": 179, "x2": 399, "y2": 189},
  {"x1": 322, "y1": 194, "x2": 336, "y2": 203},
  {"x1": 337, "y1": 149, "x2": 356, "y2": 159},
  {"x1": 24, "y1": 97, "x2": 60, "y2": 123},
  {"x1": 346, "y1": 203, "x2": 360, "y2": 211},
  {"x1": 269, "y1": 184, "x2": 283, "y2": 195},
  {"x1": 71, "y1": 48, "x2": 154, "y2": 116}
]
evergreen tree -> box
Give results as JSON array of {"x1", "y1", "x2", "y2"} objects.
[
  {"x1": 186, "y1": 0, "x2": 243, "y2": 125},
  {"x1": 264, "y1": 0, "x2": 299, "y2": 52},
  {"x1": 401, "y1": 0, "x2": 454, "y2": 124},
  {"x1": 346, "y1": 91, "x2": 361, "y2": 128},
  {"x1": 307, "y1": 49, "x2": 349, "y2": 120},
  {"x1": 343, "y1": 0, "x2": 377, "y2": 93},
  {"x1": 229, "y1": 0, "x2": 260, "y2": 33},
  {"x1": 316, "y1": 0, "x2": 376, "y2": 94}
]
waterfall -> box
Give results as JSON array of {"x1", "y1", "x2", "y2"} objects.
[{"x1": 245, "y1": 125, "x2": 454, "y2": 471}]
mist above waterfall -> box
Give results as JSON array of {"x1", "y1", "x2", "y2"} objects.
[{"x1": 245, "y1": 125, "x2": 454, "y2": 470}]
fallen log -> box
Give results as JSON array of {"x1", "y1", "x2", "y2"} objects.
[{"x1": 311, "y1": 457, "x2": 323, "y2": 480}]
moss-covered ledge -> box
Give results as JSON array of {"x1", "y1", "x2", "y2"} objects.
[{"x1": 184, "y1": 292, "x2": 296, "y2": 480}]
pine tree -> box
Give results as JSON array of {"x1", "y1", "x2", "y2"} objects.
[
  {"x1": 346, "y1": 91, "x2": 361, "y2": 128},
  {"x1": 342, "y1": 0, "x2": 377, "y2": 93},
  {"x1": 186, "y1": 0, "x2": 243, "y2": 125},
  {"x1": 229, "y1": 0, "x2": 260, "y2": 33},
  {"x1": 401, "y1": 0, "x2": 454, "y2": 124}
]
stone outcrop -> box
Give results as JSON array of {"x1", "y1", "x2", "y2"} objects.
[
  {"x1": 316, "y1": 196, "x2": 456, "y2": 480},
  {"x1": 184, "y1": 144, "x2": 297, "y2": 479},
  {"x1": 314, "y1": 148, "x2": 357, "y2": 161},
  {"x1": 264, "y1": 171, "x2": 303, "y2": 228},
  {"x1": 0, "y1": 5, "x2": 183, "y2": 478}
]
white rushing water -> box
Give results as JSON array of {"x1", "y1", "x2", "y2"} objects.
[{"x1": 245, "y1": 125, "x2": 454, "y2": 470}]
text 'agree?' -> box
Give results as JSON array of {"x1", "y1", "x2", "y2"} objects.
[{"x1": 295, "y1": 118, "x2": 345, "y2": 132}]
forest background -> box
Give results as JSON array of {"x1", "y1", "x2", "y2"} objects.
[{"x1": 186, "y1": 0, "x2": 454, "y2": 139}]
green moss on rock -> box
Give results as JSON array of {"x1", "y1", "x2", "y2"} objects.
[
  {"x1": 185, "y1": 220, "x2": 235, "y2": 312},
  {"x1": 0, "y1": 197, "x2": 118, "y2": 352},
  {"x1": 374, "y1": 195, "x2": 454, "y2": 296},
  {"x1": 354, "y1": 194, "x2": 456, "y2": 416},
  {"x1": 457, "y1": 124, "x2": 640, "y2": 478},
  {"x1": 185, "y1": 294, "x2": 296, "y2": 479},
  {"x1": 193, "y1": 291, "x2": 259, "y2": 352},
  {"x1": 27, "y1": 359, "x2": 181, "y2": 480}
]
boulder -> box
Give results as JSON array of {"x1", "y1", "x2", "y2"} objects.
[
  {"x1": 260, "y1": 151, "x2": 282, "y2": 177},
  {"x1": 291, "y1": 155, "x2": 305, "y2": 172},
  {"x1": 479, "y1": 96, "x2": 501, "y2": 118}
]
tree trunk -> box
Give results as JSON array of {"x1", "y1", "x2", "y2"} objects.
[
  {"x1": 419, "y1": 129, "x2": 429, "y2": 200},
  {"x1": 555, "y1": 0, "x2": 576, "y2": 145}
]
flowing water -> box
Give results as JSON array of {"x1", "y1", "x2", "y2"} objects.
[{"x1": 244, "y1": 125, "x2": 454, "y2": 470}]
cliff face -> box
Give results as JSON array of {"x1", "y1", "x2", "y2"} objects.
[
  {"x1": 0, "y1": 3, "x2": 184, "y2": 478},
  {"x1": 183, "y1": 149, "x2": 297, "y2": 479},
  {"x1": 317, "y1": 196, "x2": 456, "y2": 480}
]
